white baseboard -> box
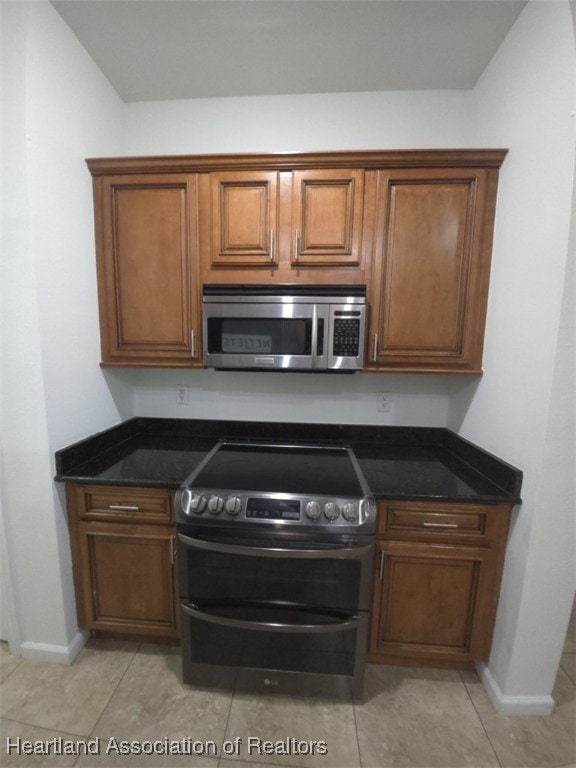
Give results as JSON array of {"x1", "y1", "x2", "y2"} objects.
[
  {"x1": 19, "y1": 630, "x2": 88, "y2": 665},
  {"x1": 477, "y1": 662, "x2": 555, "y2": 715}
]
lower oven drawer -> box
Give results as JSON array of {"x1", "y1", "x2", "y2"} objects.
[{"x1": 180, "y1": 600, "x2": 368, "y2": 698}]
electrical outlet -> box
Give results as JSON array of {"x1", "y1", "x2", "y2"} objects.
[
  {"x1": 175, "y1": 386, "x2": 189, "y2": 406},
  {"x1": 376, "y1": 392, "x2": 393, "y2": 413}
]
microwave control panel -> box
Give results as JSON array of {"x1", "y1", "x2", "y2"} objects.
[
  {"x1": 333, "y1": 317, "x2": 361, "y2": 357},
  {"x1": 332, "y1": 311, "x2": 362, "y2": 358}
]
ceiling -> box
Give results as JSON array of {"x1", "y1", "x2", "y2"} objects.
[{"x1": 51, "y1": 0, "x2": 527, "y2": 103}]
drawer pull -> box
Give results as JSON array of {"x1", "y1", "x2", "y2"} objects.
[
  {"x1": 423, "y1": 522, "x2": 458, "y2": 529},
  {"x1": 109, "y1": 504, "x2": 140, "y2": 511}
]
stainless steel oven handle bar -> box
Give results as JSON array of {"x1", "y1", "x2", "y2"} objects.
[
  {"x1": 177, "y1": 532, "x2": 373, "y2": 560},
  {"x1": 180, "y1": 602, "x2": 361, "y2": 634}
]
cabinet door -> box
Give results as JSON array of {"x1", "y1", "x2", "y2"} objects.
[
  {"x1": 370, "y1": 540, "x2": 495, "y2": 665},
  {"x1": 95, "y1": 174, "x2": 200, "y2": 366},
  {"x1": 368, "y1": 168, "x2": 497, "y2": 372},
  {"x1": 77, "y1": 522, "x2": 178, "y2": 640},
  {"x1": 291, "y1": 170, "x2": 364, "y2": 266},
  {"x1": 210, "y1": 171, "x2": 278, "y2": 267}
]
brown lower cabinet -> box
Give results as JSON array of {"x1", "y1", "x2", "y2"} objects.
[
  {"x1": 368, "y1": 500, "x2": 512, "y2": 668},
  {"x1": 65, "y1": 485, "x2": 511, "y2": 663},
  {"x1": 66, "y1": 484, "x2": 179, "y2": 643}
]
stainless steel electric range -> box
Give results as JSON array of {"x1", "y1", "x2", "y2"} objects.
[{"x1": 174, "y1": 440, "x2": 376, "y2": 700}]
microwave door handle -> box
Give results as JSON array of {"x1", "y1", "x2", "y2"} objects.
[{"x1": 311, "y1": 304, "x2": 318, "y2": 368}]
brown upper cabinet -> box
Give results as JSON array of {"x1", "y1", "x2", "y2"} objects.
[
  {"x1": 202, "y1": 167, "x2": 365, "y2": 280},
  {"x1": 291, "y1": 169, "x2": 364, "y2": 267},
  {"x1": 90, "y1": 173, "x2": 201, "y2": 367},
  {"x1": 87, "y1": 150, "x2": 506, "y2": 371},
  {"x1": 366, "y1": 166, "x2": 501, "y2": 372},
  {"x1": 209, "y1": 170, "x2": 279, "y2": 267}
]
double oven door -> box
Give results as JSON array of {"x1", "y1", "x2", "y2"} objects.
[{"x1": 177, "y1": 525, "x2": 374, "y2": 699}]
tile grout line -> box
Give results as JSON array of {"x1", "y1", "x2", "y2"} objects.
[
  {"x1": 0, "y1": 653, "x2": 23, "y2": 686},
  {"x1": 1, "y1": 714, "x2": 93, "y2": 740},
  {"x1": 457, "y1": 670, "x2": 503, "y2": 768},
  {"x1": 351, "y1": 689, "x2": 364, "y2": 768},
  {"x1": 2, "y1": 716, "x2": 98, "y2": 768},
  {"x1": 559, "y1": 652, "x2": 576, "y2": 686},
  {"x1": 181, "y1": 661, "x2": 233, "y2": 768},
  {"x1": 70, "y1": 640, "x2": 143, "y2": 768},
  {"x1": 217, "y1": 678, "x2": 235, "y2": 752},
  {"x1": 216, "y1": 688, "x2": 303, "y2": 768}
]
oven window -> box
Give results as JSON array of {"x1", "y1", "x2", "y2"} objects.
[
  {"x1": 206, "y1": 318, "x2": 324, "y2": 356},
  {"x1": 178, "y1": 545, "x2": 362, "y2": 610}
]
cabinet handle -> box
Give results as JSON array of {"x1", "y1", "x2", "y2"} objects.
[
  {"x1": 170, "y1": 535, "x2": 177, "y2": 564},
  {"x1": 270, "y1": 230, "x2": 275, "y2": 262},
  {"x1": 190, "y1": 329, "x2": 196, "y2": 357},
  {"x1": 372, "y1": 334, "x2": 378, "y2": 362},
  {"x1": 423, "y1": 522, "x2": 459, "y2": 529},
  {"x1": 379, "y1": 550, "x2": 385, "y2": 580},
  {"x1": 109, "y1": 504, "x2": 139, "y2": 511},
  {"x1": 294, "y1": 230, "x2": 299, "y2": 262}
]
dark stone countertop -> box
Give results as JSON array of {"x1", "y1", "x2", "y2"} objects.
[{"x1": 54, "y1": 417, "x2": 522, "y2": 504}]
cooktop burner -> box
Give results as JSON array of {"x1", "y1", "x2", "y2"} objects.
[{"x1": 176, "y1": 441, "x2": 375, "y2": 532}]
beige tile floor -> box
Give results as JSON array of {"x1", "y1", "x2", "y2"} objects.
[{"x1": 0, "y1": 616, "x2": 574, "y2": 768}]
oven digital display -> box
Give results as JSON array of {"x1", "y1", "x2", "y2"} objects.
[
  {"x1": 246, "y1": 497, "x2": 301, "y2": 521},
  {"x1": 222, "y1": 333, "x2": 272, "y2": 354}
]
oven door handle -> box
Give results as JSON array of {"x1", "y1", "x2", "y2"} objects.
[
  {"x1": 181, "y1": 602, "x2": 361, "y2": 634},
  {"x1": 177, "y1": 532, "x2": 373, "y2": 560}
]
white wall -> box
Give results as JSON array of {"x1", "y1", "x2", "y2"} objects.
[
  {"x1": 123, "y1": 89, "x2": 475, "y2": 155},
  {"x1": 0, "y1": 0, "x2": 126, "y2": 660},
  {"x1": 448, "y1": 0, "x2": 576, "y2": 711},
  {"x1": 24, "y1": 4, "x2": 132, "y2": 450},
  {"x1": 127, "y1": 369, "x2": 450, "y2": 427}
]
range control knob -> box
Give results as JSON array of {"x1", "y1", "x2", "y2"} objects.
[
  {"x1": 207, "y1": 496, "x2": 224, "y2": 515},
  {"x1": 185, "y1": 493, "x2": 207, "y2": 515},
  {"x1": 342, "y1": 503, "x2": 359, "y2": 522},
  {"x1": 324, "y1": 501, "x2": 341, "y2": 521},
  {"x1": 190, "y1": 493, "x2": 207, "y2": 514},
  {"x1": 225, "y1": 496, "x2": 242, "y2": 516},
  {"x1": 305, "y1": 500, "x2": 321, "y2": 520}
]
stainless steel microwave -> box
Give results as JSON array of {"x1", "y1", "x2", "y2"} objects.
[{"x1": 202, "y1": 284, "x2": 366, "y2": 372}]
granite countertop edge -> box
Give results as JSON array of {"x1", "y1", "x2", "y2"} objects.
[{"x1": 54, "y1": 417, "x2": 523, "y2": 505}]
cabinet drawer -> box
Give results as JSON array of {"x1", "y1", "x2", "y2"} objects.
[
  {"x1": 379, "y1": 503, "x2": 486, "y2": 537},
  {"x1": 73, "y1": 486, "x2": 173, "y2": 524}
]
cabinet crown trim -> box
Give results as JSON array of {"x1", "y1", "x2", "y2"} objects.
[{"x1": 87, "y1": 149, "x2": 508, "y2": 177}]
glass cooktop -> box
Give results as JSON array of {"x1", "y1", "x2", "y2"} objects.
[{"x1": 189, "y1": 442, "x2": 365, "y2": 498}]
